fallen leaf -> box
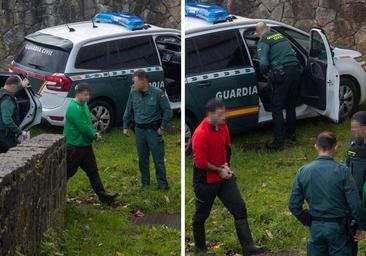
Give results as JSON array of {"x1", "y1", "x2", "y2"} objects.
[{"x1": 265, "y1": 229, "x2": 273, "y2": 240}]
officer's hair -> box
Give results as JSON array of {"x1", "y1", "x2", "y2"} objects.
[
  {"x1": 133, "y1": 70, "x2": 149, "y2": 81},
  {"x1": 316, "y1": 131, "x2": 337, "y2": 151},
  {"x1": 5, "y1": 76, "x2": 21, "y2": 87},
  {"x1": 351, "y1": 111, "x2": 366, "y2": 126},
  {"x1": 206, "y1": 98, "x2": 225, "y2": 113},
  {"x1": 75, "y1": 83, "x2": 91, "y2": 95}
]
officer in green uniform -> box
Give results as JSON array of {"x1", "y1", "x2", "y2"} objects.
[
  {"x1": 289, "y1": 131, "x2": 363, "y2": 255},
  {"x1": 256, "y1": 21, "x2": 300, "y2": 150},
  {"x1": 345, "y1": 111, "x2": 366, "y2": 255},
  {"x1": 123, "y1": 70, "x2": 173, "y2": 190},
  {"x1": 0, "y1": 76, "x2": 29, "y2": 153}
]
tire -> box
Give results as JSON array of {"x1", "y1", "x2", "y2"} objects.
[
  {"x1": 339, "y1": 77, "x2": 359, "y2": 121},
  {"x1": 89, "y1": 100, "x2": 115, "y2": 133},
  {"x1": 185, "y1": 116, "x2": 196, "y2": 155}
]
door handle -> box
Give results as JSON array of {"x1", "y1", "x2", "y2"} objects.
[
  {"x1": 116, "y1": 75, "x2": 129, "y2": 81},
  {"x1": 197, "y1": 81, "x2": 211, "y2": 88}
]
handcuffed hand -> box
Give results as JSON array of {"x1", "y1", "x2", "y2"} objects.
[{"x1": 219, "y1": 163, "x2": 233, "y2": 179}]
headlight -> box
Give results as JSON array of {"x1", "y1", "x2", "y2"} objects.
[{"x1": 354, "y1": 55, "x2": 366, "y2": 72}]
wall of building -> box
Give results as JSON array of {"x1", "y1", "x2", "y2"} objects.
[{"x1": 204, "y1": 0, "x2": 366, "y2": 54}]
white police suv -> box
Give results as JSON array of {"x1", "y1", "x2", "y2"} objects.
[
  {"x1": 9, "y1": 12, "x2": 181, "y2": 132},
  {"x1": 185, "y1": 2, "x2": 366, "y2": 152}
]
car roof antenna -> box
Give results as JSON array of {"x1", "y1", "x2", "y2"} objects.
[
  {"x1": 66, "y1": 23, "x2": 75, "y2": 32},
  {"x1": 91, "y1": 17, "x2": 98, "y2": 28}
]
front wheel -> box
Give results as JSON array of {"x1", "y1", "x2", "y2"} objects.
[
  {"x1": 89, "y1": 100, "x2": 115, "y2": 133},
  {"x1": 339, "y1": 77, "x2": 359, "y2": 120}
]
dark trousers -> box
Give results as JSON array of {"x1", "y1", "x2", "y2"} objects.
[
  {"x1": 307, "y1": 221, "x2": 351, "y2": 255},
  {"x1": 192, "y1": 176, "x2": 247, "y2": 227},
  {"x1": 0, "y1": 132, "x2": 17, "y2": 153},
  {"x1": 135, "y1": 127, "x2": 168, "y2": 188},
  {"x1": 270, "y1": 65, "x2": 301, "y2": 145},
  {"x1": 67, "y1": 145, "x2": 105, "y2": 194}
]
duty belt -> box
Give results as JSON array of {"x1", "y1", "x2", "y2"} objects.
[
  {"x1": 311, "y1": 216, "x2": 344, "y2": 223},
  {"x1": 135, "y1": 120, "x2": 161, "y2": 130}
]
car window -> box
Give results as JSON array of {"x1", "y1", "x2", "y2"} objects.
[
  {"x1": 109, "y1": 36, "x2": 160, "y2": 69},
  {"x1": 76, "y1": 36, "x2": 160, "y2": 70},
  {"x1": 15, "y1": 41, "x2": 70, "y2": 73},
  {"x1": 310, "y1": 31, "x2": 327, "y2": 62},
  {"x1": 193, "y1": 29, "x2": 250, "y2": 73},
  {"x1": 277, "y1": 27, "x2": 310, "y2": 52},
  {"x1": 75, "y1": 42, "x2": 109, "y2": 70},
  {"x1": 186, "y1": 39, "x2": 202, "y2": 75}
]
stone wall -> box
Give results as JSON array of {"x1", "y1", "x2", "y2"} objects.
[
  {"x1": 202, "y1": 0, "x2": 366, "y2": 54},
  {"x1": 0, "y1": 134, "x2": 66, "y2": 256},
  {"x1": 0, "y1": 0, "x2": 181, "y2": 68}
]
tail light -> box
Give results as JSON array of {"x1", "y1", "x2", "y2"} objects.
[
  {"x1": 45, "y1": 74, "x2": 72, "y2": 92},
  {"x1": 8, "y1": 63, "x2": 72, "y2": 92}
]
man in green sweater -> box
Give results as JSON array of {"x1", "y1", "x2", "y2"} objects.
[{"x1": 64, "y1": 83, "x2": 118, "y2": 204}]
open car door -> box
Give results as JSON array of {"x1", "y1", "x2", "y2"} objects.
[
  {"x1": 301, "y1": 28, "x2": 340, "y2": 122},
  {"x1": 155, "y1": 34, "x2": 181, "y2": 109},
  {"x1": 0, "y1": 72, "x2": 42, "y2": 130}
]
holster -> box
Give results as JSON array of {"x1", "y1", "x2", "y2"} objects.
[{"x1": 339, "y1": 212, "x2": 357, "y2": 237}]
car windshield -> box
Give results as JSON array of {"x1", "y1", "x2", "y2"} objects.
[{"x1": 15, "y1": 41, "x2": 70, "y2": 73}]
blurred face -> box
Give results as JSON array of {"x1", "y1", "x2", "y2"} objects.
[
  {"x1": 351, "y1": 120, "x2": 366, "y2": 138},
  {"x1": 207, "y1": 107, "x2": 226, "y2": 126},
  {"x1": 75, "y1": 90, "x2": 90, "y2": 104},
  {"x1": 133, "y1": 76, "x2": 148, "y2": 91}
]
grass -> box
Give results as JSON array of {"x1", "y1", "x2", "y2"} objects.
[
  {"x1": 32, "y1": 115, "x2": 181, "y2": 256},
  {"x1": 185, "y1": 104, "x2": 366, "y2": 255}
]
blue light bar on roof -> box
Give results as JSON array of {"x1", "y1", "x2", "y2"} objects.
[
  {"x1": 95, "y1": 12, "x2": 145, "y2": 30},
  {"x1": 185, "y1": 2, "x2": 229, "y2": 23}
]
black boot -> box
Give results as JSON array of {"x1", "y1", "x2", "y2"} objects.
[
  {"x1": 265, "y1": 141, "x2": 284, "y2": 151},
  {"x1": 193, "y1": 223, "x2": 208, "y2": 253},
  {"x1": 235, "y1": 219, "x2": 268, "y2": 256},
  {"x1": 97, "y1": 191, "x2": 119, "y2": 204},
  {"x1": 89, "y1": 173, "x2": 118, "y2": 204}
]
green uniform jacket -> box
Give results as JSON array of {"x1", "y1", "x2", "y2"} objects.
[
  {"x1": 0, "y1": 88, "x2": 21, "y2": 136},
  {"x1": 63, "y1": 99, "x2": 97, "y2": 147},
  {"x1": 257, "y1": 31, "x2": 299, "y2": 73},
  {"x1": 123, "y1": 86, "x2": 173, "y2": 129},
  {"x1": 289, "y1": 156, "x2": 361, "y2": 225}
]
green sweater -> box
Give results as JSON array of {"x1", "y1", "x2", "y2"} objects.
[{"x1": 64, "y1": 99, "x2": 96, "y2": 147}]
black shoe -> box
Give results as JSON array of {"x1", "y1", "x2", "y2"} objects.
[
  {"x1": 235, "y1": 219, "x2": 269, "y2": 256},
  {"x1": 265, "y1": 141, "x2": 284, "y2": 151},
  {"x1": 97, "y1": 191, "x2": 118, "y2": 204},
  {"x1": 193, "y1": 223, "x2": 208, "y2": 254},
  {"x1": 158, "y1": 185, "x2": 169, "y2": 191}
]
